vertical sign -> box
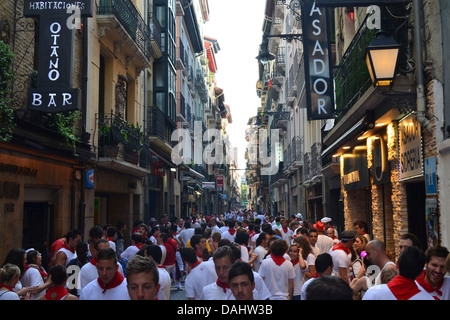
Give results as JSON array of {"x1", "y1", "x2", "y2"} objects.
[
  {"x1": 424, "y1": 157, "x2": 437, "y2": 195},
  {"x1": 216, "y1": 175, "x2": 223, "y2": 192},
  {"x1": 23, "y1": 0, "x2": 93, "y2": 112},
  {"x1": 399, "y1": 114, "x2": 423, "y2": 180},
  {"x1": 301, "y1": 0, "x2": 335, "y2": 120}
]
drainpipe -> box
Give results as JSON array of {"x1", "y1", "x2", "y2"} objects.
[{"x1": 413, "y1": 0, "x2": 431, "y2": 132}]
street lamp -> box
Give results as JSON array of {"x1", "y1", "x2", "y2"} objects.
[
  {"x1": 256, "y1": 39, "x2": 275, "y2": 64},
  {"x1": 365, "y1": 31, "x2": 401, "y2": 87}
]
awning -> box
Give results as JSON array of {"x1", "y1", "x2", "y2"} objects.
[{"x1": 321, "y1": 118, "x2": 365, "y2": 158}]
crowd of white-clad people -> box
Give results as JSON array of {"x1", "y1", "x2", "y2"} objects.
[{"x1": 1, "y1": 210, "x2": 449, "y2": 300}]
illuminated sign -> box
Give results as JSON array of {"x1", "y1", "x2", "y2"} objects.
[{"x1": 399, "y1": 114, "x2": 423, "y2": 180}]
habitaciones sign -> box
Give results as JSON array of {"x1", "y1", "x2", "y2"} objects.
[
  {"x1": 301, "y1": 0, "x2": 335, "y2": 120},
  {"x1": 399, "y1": 114, "x2": 423, "y2": 180},
  {"x1": 24, "y1": 0, "x2": 92, "y2": 113}
]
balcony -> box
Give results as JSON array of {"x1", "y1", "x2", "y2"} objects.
[
  {"x1": 147, "y1": 106, "x2": 176, "y2": 156},
  {"x1": 177, "y1": 94, "x2": 186, "y2": 122},
  {"x1": 97, "y1": 0, "x2": 162, "y2": 69},
  {"x1": 176, "y1": 41, "x2": 187, "y2": 72},
  {"x1": 95, "y1": 112, "x2": 150, "y2": 177},
  {"x1": 196, "y1": 70, "x2": 209, "y2": 103}
]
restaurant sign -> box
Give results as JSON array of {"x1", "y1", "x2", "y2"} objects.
[{"x1": 399, "y1": 114, "x2": 423, "y2": 180}]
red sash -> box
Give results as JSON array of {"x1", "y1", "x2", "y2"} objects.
[
  {"x1": 97, "y1": 271, "x2": 124, "y2": 294},
  {"x1": 387, "y1": 275, "x2": 421, "y2": 300},
  {"x1": 228, "y1": 228, "x2": 236, "y2": 236},
  {"x1": 271, "y1": 254, "x2": 286, "y2": 266},
  {"x1": 216, "y1": 279, "x2": 230, "y2": 293},
  {"x1": 332, "y1": 242, "x2": 350, "y2": 255},
  {"x1": 45, "y1": 285, "x2": 69, "y2": 300},
  {"x1": 416, "y1": 270, "x2": 443, "y2": 300}
]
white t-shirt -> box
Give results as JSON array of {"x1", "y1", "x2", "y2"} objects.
[
  {"x1": 20, "y1": 267, "x2": 45, "y2": 300},
  {"x1": 79, "y1": 261, "x2": 124, "y2": 292},
  {"x1": 362, "y1": 283, "x2": 434, "y2": 300},
  {"x1": 416, "y1": 275, "x2": 450, "y2": 300},
  {"x1": 316, "y1": 234, "x2": 334, "y2": 255},
  {"x1": 120, "y1": 245, "x2": 140, "y2": 260},
  {"x1": 200, "y1": 282, "x2": 234, "y2": 300},
  {"x1": 0, "y1": 290, "x2": 20, "y2": 300},
  {"x1": 329, "y1": 247, "x2": 351, "y2": 283},
  {"x1": 185, "y1": 262, "x2": 218, "y2": 300},
  {"x1": 157, "y1": 266, "x2": 171, "y2": 300},
  {"x1": 310, "y1": 245, "x2": 320, "y2": 257},
  {"x1": 301, "y1": 277, "x2": 317, "y2": 300},
  {"x1": 258, "y1": 256, "x2": 295, "y2": 300},
  {"x1": 221, "y1": 230, "x2": 236, "y2": 242},
  {"x1": 292, "y1": 260, "x2": 308, "y2": 297},
  {"x1": 254, "y1": 246, "x2": 268, "y2": 272},
  {"x1": 253, "y1": 271, "x2": 271, "y2": 300},
  {"x1": 79, "y1": 277, "x2": 130, "y2": 300}
]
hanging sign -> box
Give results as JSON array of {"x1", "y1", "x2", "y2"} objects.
[
  {"x1": 301, "y1": 0, "x2": 335, "y2": 120},
  {"x1": 24, "y1": 0, "x2": 93, "y2": 113}
]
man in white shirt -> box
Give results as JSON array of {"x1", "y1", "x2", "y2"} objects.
[
  {"x1": 301, "y1": 253, "x2": 334, "y2": 300},
  {"x1": 80, "y1": 248, "x2": 129, "y2": 300},
  {"x1": 329, "y1": 230, "x2": 356, "y2": 284},
  {"x1": 314, "y1": 221, "x2": 334, "y2": 255},
  {"x1": 143, "y1": 244, "x2": 171, "y2": 300},
  {"x1": 200, "y1": 246, "x2": 236, "y2": 300},
  {"x1": 54, "y1": 229, "x2": 82, "y2": 266},
  {"x1": 365, "y1": 239, "x2": 398, "y2": 285},
  {"x1": 258, "y1": 239, "x2": 295, "y2": 300},
  {"x1": 363, "y1": 246, "x2": 433, "y2": 300},
  {"x1": 180, "y1": 247, "x2": 217, "y2": 300},
  {"x1": 79, "y1": 239, "x2": 124, "y2": 294},
  {"x1": 120, "y1": 233, "x2": 144, "y2": 260},
  {"x1": 221, "y1": 220, "x2": 237, "y2": 242},
  {"x1": 253, "y1": 232, "x2": 269, "y2": 272}
]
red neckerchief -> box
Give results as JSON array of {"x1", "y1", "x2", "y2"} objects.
[
  {"x1": 135, "y1": 243, "x2": 143, "y2": 250},
  {"x1": 248, "y1": 231, "x2": 255, "y2": 238},
  {"x1": 332, "y1": 242, "x2": 350, "y2": 255},
  {"x1": 39, "y1": 268, "x2": 48, "y2": 280},
  {"x1": 90, "y1": 257, "x2": 97, "y2": 266},
  {"x1": 216, "y1": 279, "x2": 230, "y2": 293},
  {"x1": 196, "y1": 251, "x2": 205, "y2": 261},
  {"x1": 63, "y1": 244, "x2": 75, "y2": 254},
  {"x1": 0, "y1": 284, "x2": 14, "y2": 291},
  {"x1": 271, "y1": 254, "x2": 286, "y2": 266},
  {"x1": 282, "y1": 227, "x2": 288, "y2": 233},
  {"x1": 228, "y1": 228, "x2": 236, "y2": 236},
  {"x1": 312, "y1": 272, "x2": 320, "y2": 278},
  {"x1": 387, "y1": 275, "x2": 421, "y2": 300},
  {"x1": 97, "y1": 271, "x2": 124, "y2": 294},
  {"x1": 107, "y1": 237, "x2": 114, "y2": 242},
  {"x1": 416, "y1": 270, "x2": 443, "y2": 300},
  {"x1": 45, "y1": 285, "x2": 69, "y2": 300},
  {"x1": 291, "y1": 259, "x2": 299, "y2": 266},
  {"x1": 189, "y1": 261, "x2": 201, "y2": 270}
]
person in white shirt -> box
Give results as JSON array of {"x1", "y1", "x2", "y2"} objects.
[
  {"x1": 125, "y1": 255, "x2": 160, "y2": 300},
  {"x1": 22, "y1": 249, "x2": 51, "y2": 300},
  {"x1": 308, "y1": 229, "x2": 320, "y2": 257},
  {"x1": 279, "y1": 219, "x2": 294, "y2": 245},
  {"x1": 253, "y1": 232, "x2": 269, "y2": 272},
  {"x1": 228, "y1": 260, "x2": 255, "y2": 300},
  {"x1": 221, "y1": 220, "x2": 237, "y2": 242},
  {"x1": 301, "y1": 253, "x2": 334, "y2": 300},
  {"x1": 0, "y1": 264, "x2": 21, "y2": 300},
  {"x1": 54, "y1": 229, "x2": 82, "y2": 266},
  {"x1": 200, "y1": 246, "x2": 236, "y2": 300},
  {"x1": 329, "y1": 230, "x2": 356, "y2": 284},
  {"x1": 143, "y1": 244, "x2": 171, "y2": 300},
  {"x1": 180, "y1": 247, "x2": 217, "y2": 300},
  {"x1": 363, "y1": 246, "x2": 433, "y2": 300},
  {"x1": 120, "y1": 233, "x2": 144, "y2": 260},
  {"x1": 415, "y1": 245, "x2": 450, "y2": 300},
  {"x1": 79, "y1": 239, "x2": 124, "y2": 294},
  {"x1": 80, "y1": 248, "x2": 130, "y2": 300},
  {"x1": 313, "y1": 221, "x2": 334, "y2": 255},
  {"x1": 258, "y1": 239, "x2": 295, "y2": 300},
  {"x1": 288, "y1": 243, "x2": 307, "y2": 300},
  {"x1": 365, "y1": 239, "x2": 398, "y2": 285}
]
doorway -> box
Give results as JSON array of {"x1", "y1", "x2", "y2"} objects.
[
  {"x1": 22, "y1": 202, "x2": 54, "y2": 269},
  {"x1": 406, "y1": 182, "x2": 427, "y2": 250}
]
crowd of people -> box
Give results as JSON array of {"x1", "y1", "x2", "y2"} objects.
[{"x1": 1, "y1": 210, "x2": 450, "y2": 301}]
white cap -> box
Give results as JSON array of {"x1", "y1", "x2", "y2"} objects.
[
  {"x1": 321, "y1": 217, "x2": 332, "y2": 223},
  {"x1": 296, "y1": 213, "x2": 303, "y2": 219}
]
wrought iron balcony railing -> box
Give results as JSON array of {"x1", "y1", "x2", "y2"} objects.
[{"x1": 97, "y1": 0, "x2": 162, "y2": 61}]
